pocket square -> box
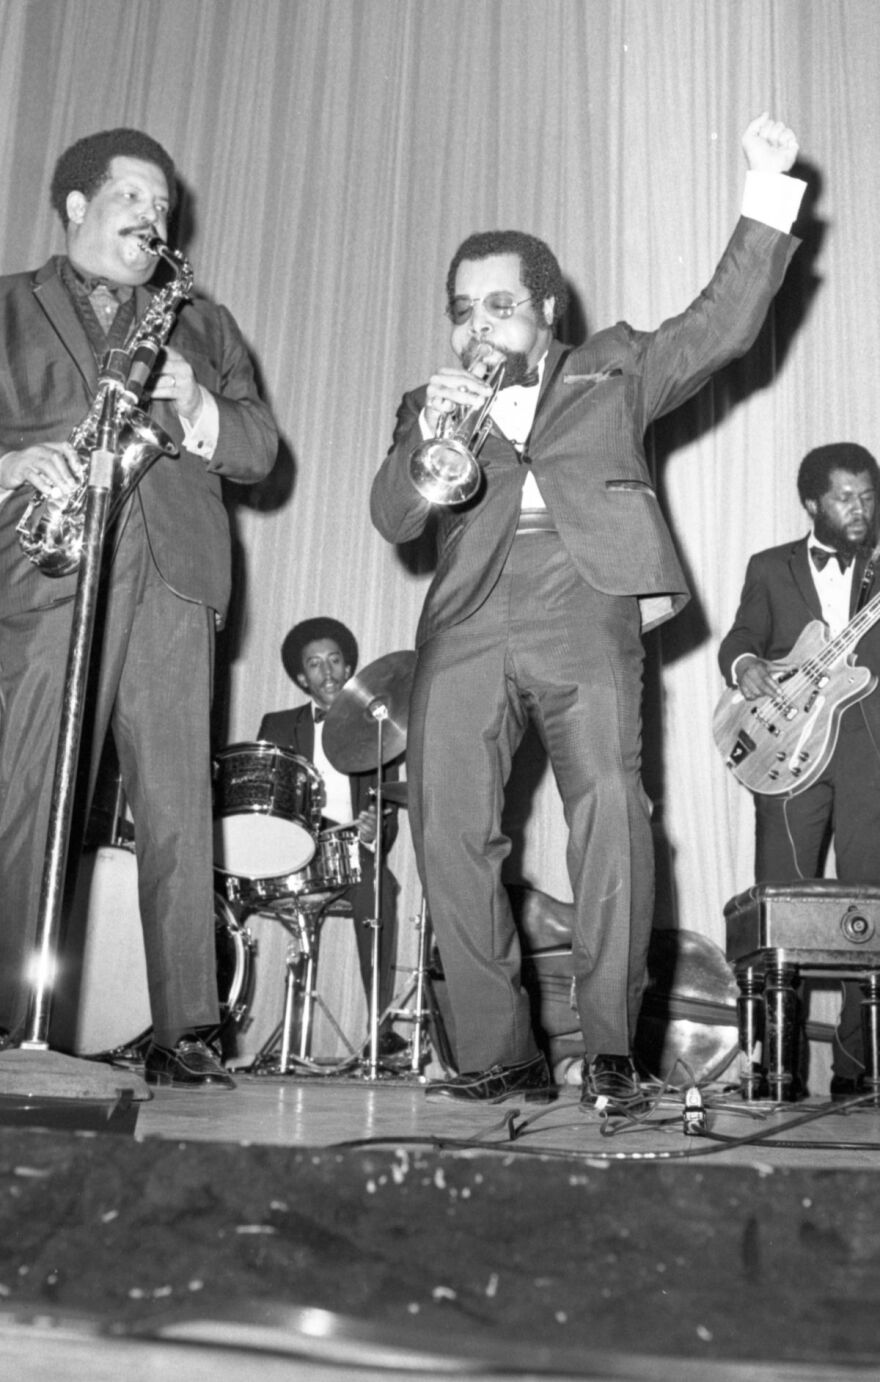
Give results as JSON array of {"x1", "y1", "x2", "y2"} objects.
[
  {"x1": 605, "y1": 479, "x2": 655, "y2": 493},
  {"x1": 562, "y1": 368, "x2": 623, "y2": 384}
]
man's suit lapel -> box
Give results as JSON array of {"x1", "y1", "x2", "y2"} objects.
[
  {"x1": 31, "y1": 260, "x2": 98, "y2": 393},
  {"x1": 294, "y1": 704, "x2": 316, "y2": 761},
  {"x1": 486, "y1": 341, "x2": 571, "y2": 450},
  {"x1": 536, "y1": 339, "x2": 571, "y2": 410}
]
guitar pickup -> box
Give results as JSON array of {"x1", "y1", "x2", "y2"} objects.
[{"x1": 728, "y1": 731, "x2": 756, "y2": 767}]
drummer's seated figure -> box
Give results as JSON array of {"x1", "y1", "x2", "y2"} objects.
[{"x1": 258, "y1": 617, "x2": 405, "y2": 1058}]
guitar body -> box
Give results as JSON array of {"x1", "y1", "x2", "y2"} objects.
[{"x1": 713, "y1": 620, "x2": 877, "y2": 796}]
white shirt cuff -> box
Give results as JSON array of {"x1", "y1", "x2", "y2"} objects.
[
  {"x1": 742, "y1": 169, "x2": 806, "y2": 233},
  {"x1": 730, "y1": 652, "x2": 759, "y2": 685},
  {"x1": 181, "y1": 387, "x2": 219, "y2": 461}
]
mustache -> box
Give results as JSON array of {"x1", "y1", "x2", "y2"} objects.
[{"x1": 120, "y1": 224, "x2": 165, "y2": 246}]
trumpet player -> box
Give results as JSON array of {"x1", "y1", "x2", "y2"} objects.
[
  {"x1": 371, "y1": 113, "x2": 804, "y2": 1111},
  {"x1": 0, "y1": 128, "x2": 278, "y2": 1086}
]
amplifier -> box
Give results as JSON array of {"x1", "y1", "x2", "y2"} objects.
[{"x1": 725, "y1": 882, "x2": 880, "y2": 969}]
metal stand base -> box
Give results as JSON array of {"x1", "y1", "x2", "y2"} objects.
[
  {"x1": 247, "y1": 895, "x2": 356, "y2": 1076},
  {"x1": 243, "y1": 895, "x2": 455, "y2": 1083},
  {"x1": 381, "y1": 898, "x2": 456, "y2": 1077}
]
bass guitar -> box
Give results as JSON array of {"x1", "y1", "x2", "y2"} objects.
[{"x1": 713, "y1": 586, "x2": 880, "y2": 796}]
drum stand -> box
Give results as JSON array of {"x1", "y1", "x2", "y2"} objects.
[{"x1": 249, "y1": 893, "x2": 356, "y2": 1076}]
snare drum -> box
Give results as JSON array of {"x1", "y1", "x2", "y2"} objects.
[
  {"x1": 231, "y1": 826, "x2": 363, "y2": 913},
  {"x1": 212, "y1": 742, "x2": 324, "y2": 879},
  {"x1": 302, "y1": 826, "x2": 362, "y2": 898},
  {"x1": 50, "y1": 845, "x2": 253, "y2": 1057}
]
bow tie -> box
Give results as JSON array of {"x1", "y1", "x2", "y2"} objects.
[
  {"x1": 313, "y1": 707, "x2": 329, "y2": 723},
  {"x1": 506, "y1": 369, "x2": 539, "y2": 390},
  {"x1": 810, "y1": 546, "x2": 854, "y2": 573}
]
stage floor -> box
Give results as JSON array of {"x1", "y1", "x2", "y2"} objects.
[
  {"x1": 1, "y1": 1061, "x2": 879, "y2": 1381},
  {"x1": 131, "y1": 1060, "x2": 880, "y2": 1167}
]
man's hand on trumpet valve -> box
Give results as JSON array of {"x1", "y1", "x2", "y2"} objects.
[{"x1": 424, "y1": 365, "x2": 495, "y2": 433}]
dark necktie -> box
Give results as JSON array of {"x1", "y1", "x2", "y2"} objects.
[
  {"x1": 810, "y1": 546, "x2": 853, "y2": 573},
  {"x1": 88, "y1": 282, "x2": 133, "y2": 331},
  {"x1": 313, "y1": 707, "x2": 328, "y2": 723}
]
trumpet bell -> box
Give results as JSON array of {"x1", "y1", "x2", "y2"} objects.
[{"x1": 408, "y1": 435, "x2": 481, "y2": 506}]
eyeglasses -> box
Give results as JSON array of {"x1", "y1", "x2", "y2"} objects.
[{"x1": 446, "y1": 293, "x2": 531, "y2": 325}]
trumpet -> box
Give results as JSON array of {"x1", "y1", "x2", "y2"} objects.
[{"x1": 408, "y1": 356, "x2": 505, "y2": 506}]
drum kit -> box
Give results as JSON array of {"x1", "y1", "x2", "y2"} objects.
[
  {"x1": 55, "y1": 650, "x2": 443, "y2": 1077},
  {"x1": 212, "y1": 650, "x2": 427, "y2": 1078}
]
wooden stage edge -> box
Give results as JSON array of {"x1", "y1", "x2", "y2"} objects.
[{"x1": 0, "y1": 1074, "x2": 879, "y2": 1378}]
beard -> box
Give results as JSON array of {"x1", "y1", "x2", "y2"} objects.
[
  {"x1": 813, "y1": 510, "x2": 875, "y2": 556},
  {"x1": 459, "y1": 340, "x2": 533, "y2": 388}
]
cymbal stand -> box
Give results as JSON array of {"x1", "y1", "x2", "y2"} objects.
[
  {"x1": 364, "y1": 705, "x2": 388, "y2": 1079},
  {"x1": 384, "y1": 896, "x2": 456, "y2": 1076}
]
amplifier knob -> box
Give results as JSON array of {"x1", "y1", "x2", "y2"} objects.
[{"x1": 841, "y1": 908, "x2": 875, "y2": 945}]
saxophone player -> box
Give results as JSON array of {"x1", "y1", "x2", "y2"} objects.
[{"x1": 0, "y1": 129, "x2": 278, "y2": 1086}]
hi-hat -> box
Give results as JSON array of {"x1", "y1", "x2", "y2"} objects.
[
  {"x1": 372, "y1": 780, "x2": 409, "y2": 808},
  {"x1": 323, "y1": 651, "x2": 416, "y2": 773},
  {"x1": 380, "y1": 780, "x2": 409, "y2": 808}
]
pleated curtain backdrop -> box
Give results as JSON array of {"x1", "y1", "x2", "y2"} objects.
[{"x1": 1, "y1": 0, "x2": 877, "y2": 1057}]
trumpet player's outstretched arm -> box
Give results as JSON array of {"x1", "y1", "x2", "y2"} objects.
[{"x1": 742, "y1": 111, "x2": 799, "y2": 174}]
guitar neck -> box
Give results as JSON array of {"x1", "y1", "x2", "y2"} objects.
[{"x1": 812, "y1": 587, "x2": 880, "y2": 668}]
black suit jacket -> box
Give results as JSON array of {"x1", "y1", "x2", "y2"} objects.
[
  {"x1": 718, "y1": 536, "x2": 880, "y2": 740},
  {"x1": 0, "y1": 257, "x2": 278, "y2": 618}
]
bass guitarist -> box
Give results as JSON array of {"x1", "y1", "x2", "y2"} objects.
[{"x1": 718, "y1": 442, "x2": 880, "y2": 1096}]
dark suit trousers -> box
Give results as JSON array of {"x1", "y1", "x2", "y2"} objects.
[
  {"x1": 755, "y1": 709, "x2": 880, "y2": 1079},
  {"x1": 407, "y1": 532, "x2": 653, "y2": 1071},
  {"x1": 0, "y1": 500, "x2": 219, "y2": 1039}
]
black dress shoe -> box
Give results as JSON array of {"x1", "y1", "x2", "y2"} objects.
[
  {"x1": 580, "y1": 1054, "x2": 645, "y2": 1111},
  {"x1": 360, "y1": 1028, "x2": 410, "y2": 1065},
  {"x1": 145, "y1": 1035, "x2": 236, "y2": 1090},
  {"x1": 375, "y1": 1028, "x2": 406, "y2": 1055},
  {"x1": 427, "y1": 1052, "x2": 552, "y2": 1102},
  {"x1": 830, "y1": 1074, "x2": 864, "y2": 1101}
]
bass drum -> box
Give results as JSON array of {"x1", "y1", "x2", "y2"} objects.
[{"x1": 50, "y1": 845, "x2": 253, "y2": 1058}]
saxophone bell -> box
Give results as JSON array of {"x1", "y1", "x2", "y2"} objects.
[{"x1": 15, "y1": 409, "x2": 177, "y2": 577}]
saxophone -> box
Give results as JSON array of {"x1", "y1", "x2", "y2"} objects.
[{"x1": 16, "y1": 232, "x2": 194, "y2": 577}]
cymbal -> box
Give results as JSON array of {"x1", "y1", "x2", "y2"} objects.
[{"x1": 322, "y1": 650, "x2": 416, "y2": 773}]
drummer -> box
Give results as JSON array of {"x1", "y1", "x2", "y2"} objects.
[{"x1": 258, "y1": 617, "x2": 406, "y2": 1059}]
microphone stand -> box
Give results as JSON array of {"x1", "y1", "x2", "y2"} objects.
[
  {"x1": 364, "y1": 707, "x2": 387, "y2": 1080},
  {"x1": 2, "y1": 383, "x2": 149, "y2": 1103},
  {"x1": 21, "y1": 390, "x2": 118, "y2": 1051}
]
